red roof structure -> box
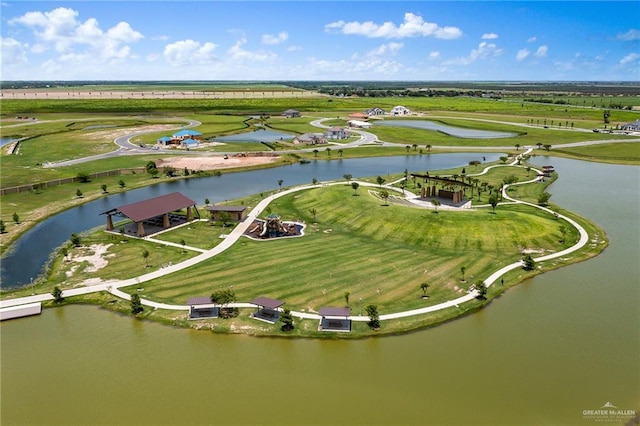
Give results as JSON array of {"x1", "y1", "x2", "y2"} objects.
[
  {"x1": 251, "y1": 297, "x2": 285, "y2": 310},
  {"x1": 319, "y1": 307, "x2": 351, "y2": 318},
  {"x1": 103, "y1": 192, "x2": 196, "y2": 222}
]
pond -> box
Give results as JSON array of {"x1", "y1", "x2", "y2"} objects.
[
  {"x1": 374, "y1": 119, "x2": 518, "y2": 139},
  {"x1": 0, "y1": 153, "x2": 499, "y2": 288},
  {"x1": 1, "y1": 157, "x2": 637, "y2": 425},
  {"x1": 212, "y1": 129, "x2": 294, "y2": 142},
  {"x1": 0, "y1": 137, "x2": 18, "y2": 147}
]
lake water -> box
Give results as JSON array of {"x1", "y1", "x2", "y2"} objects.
[
  {"x1": 212, "y1": 129, "x2": 294, "y2": 142},
  {"x1": 0, "y1": 137, "x2": 18, "y2": 147},
  {"x1": 1, "y1": 153, "x2": 498, "y2": 288},
  {"x1": 375, "y1": 120, "x2": 518, "y2": 139},
  {"x1": 1, "y1": 157, "x2": 638, "y2": 425}
]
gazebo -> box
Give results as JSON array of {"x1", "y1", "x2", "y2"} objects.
[
  {"x1": 101, "y1": 192, "x2": 198, "y2": 237},
  {"x1": 410, "y1": 173, "x2": 472, "y2": 204},
  {"x1": 187, "y1": 297, "x2": 219, "y2": 319},
  {"x1": 251, "y1": 297, "x2": 285, "y2": 323},
  {"x1": 319, "y1": 307, "x2": 351, "y2": 332},
  {"x1": 206, "y1": 205, "x2": 248, "y2": 222}
]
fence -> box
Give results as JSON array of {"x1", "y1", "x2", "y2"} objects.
[{"x1": 0, "y1": 168, "x2": 146, "y2": 195}]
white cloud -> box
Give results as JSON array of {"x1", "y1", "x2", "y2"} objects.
[
  {"x1": 616, "y1": 29, "x2": 640, "y2": 41},
  {"x1": 482, "y1": 33, "x2": 498, "y2": 39},
  {"x1": 516, "y1": 48, "x2": 530, "y2": 61},
  {"x1": 534, "y1": 45, "x2": 548, "y2": 57},
  {"x1": 228, "y1": 38, "x2": 275, "y2": 62},
  {"x1": 527, "y1": 36, "x2": 537, "y2": 43},
  {"x1": 8, "y1": 7, "x2": 143, "y2": 61},
  {"x1": 262, "y1": 31, "x2": 288, "y2": 45},
  {"x1": 367, "y1": 42, "x2": 404, "y2": 57},
  {"x1": 163, "y1": 39, "x2": 217, "y2": 66},
  {"x1": 428, "y1": 51, "x2": 440, "y2": 60},
  {"x1": 325, "y1": 12, "x2": 462, "y2": 39},
  {"x1": 286, "y1": 45, "x2": 302, "y2": 52},
  {"x1": 1, "y1": 36, "x2": 29, "y2": 65},
  {"x1": 444, "y1": 42, "x2": 502, "y2": 66},
  {"x1": 620, "y1": 53, "x2": 639, "y2": 65}
]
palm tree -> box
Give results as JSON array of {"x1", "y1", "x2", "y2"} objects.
[
  {"x1": 536, "y1": 142, "x2": 543, "y2": 150},
  {"x1": 488, "y1": 194, "x2": 499, "y2": 213},
  {"x1": 431, "y1": 198, "x2": 441, "y2": 213},
  {"x1": 326, "y1": 147, "x2": 332, "y2": 157},
  {"x1": 277, "y1": 179, "x2": 284, "y2": 190},
  {"x1": 313, "y1": 149, "x2": 319, "y2": 157},
  {"x1": 309, "y1": 208, "x2": 317, "y2": 222},
  {"x1": 343, "y1": 173, "x2": 352, "y2": 183},
  {"x1": 543, "y1": 144, "x2": 551, "y2": 151},
  {"x1": 412, "y1": 144, "x2": 418, "y2": 151},
  {"x1": 351, "y1": 181, "x2": 360, "y2": 196},
  {"x1": 425, "y1": 144, "x2": 432, "y2": 152},
  {"x1": 515, "y1": 144, "x2": 521, "y2": 151},
  {"x1": 338, "y1": 149, "x2": 344, "y2": 157},
  {"x1": 405, "y1": 145, "x2": 411, "y2": 152}
]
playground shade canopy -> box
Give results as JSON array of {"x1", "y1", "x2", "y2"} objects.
[
  {"x1": 319, "y1": 307, "x2": 351, "y2": 318},
  {"x1": 250, "y1": 297, "x2": 285, "y2": 310},
  {"x1": 102, "y1": 192, "x2": 196, "y2": 222}
]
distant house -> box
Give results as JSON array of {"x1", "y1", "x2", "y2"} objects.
[
  {"x1": 347, "y1": 120, "x2": 371, "y2": 129},
  {"x1": 180, "y1": 138, "x2": 199, "y2": 148},
  {"x1": 282, "y1": 109, "x2": 301, "y2": 118},
  {"x1": 365, "y1": 107, "x2": 386, "y2": 116},
  {"x1": 391, "y1": 105, "x2": 411, "y2": 116},
  {"x1": 621, "y1": 119, "x2": 640, "y2": 131},
  {"x1": 325, "y1": 126, "x2": 350, "y2": 140},
  {"x1": 157, "y1": 136, "x2": 173, "y2": 146},
  {"x1": 348, "y1": 112, "x2": 369, "y2": 120},
  {"x1": 293, "y1": 133, "x2": 327, "y2": 145},
  {"x1": 172, "y1": 129, "x2": 203, "y2": 140}
]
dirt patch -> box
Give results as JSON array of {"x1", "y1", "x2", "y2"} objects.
[
  {"x1": 67, "y1": 243, "x2": 113, "y2": 276},
  {"x1": 156, "y1": 155, "x2": 280, "y2": 171},
  {"x1": 86, "y1": 124, "x2": 177, "y2": 141}
]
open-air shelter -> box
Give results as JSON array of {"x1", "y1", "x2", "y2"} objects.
[
  {"x1": 250, "y1": 296, "x2": 285, "y2": 323},
  {"x1": 206, "y1": 205, "x2": 248, "y2": 222},
  {"x1": 319, "y1": 307, "x2": 351, "y2": 332},
  {"x1": 101, "y1": 192, "x2": 199, "y2": 237},
  {"x1": 410, "y1": 173, "x2": 472, "y2": 204},
  {"x1": 187, "y1": 296, "x2": 219, "y2": 319}
]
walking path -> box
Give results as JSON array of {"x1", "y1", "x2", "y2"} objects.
[{"x1": 1, "y1": 146, "x2": 593, "y2": 325}]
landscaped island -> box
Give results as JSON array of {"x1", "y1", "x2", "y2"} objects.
[{"x1": 1, "y1": 81, "x2": 635, "y2": 337}]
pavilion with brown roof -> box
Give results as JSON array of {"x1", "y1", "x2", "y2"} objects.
[
  {"x1": 319, "y1": 307, "x2": 351, "y2": 332},
  {"x1": 187, "y1": 296, "x2": 219, "y2": 319},
  {"x1": 410, "y1": 173, "x2": 472, "y2": 204},
  {"x1": 250, "y1": 296, "x2": 285, "y2": 323},
  {"x1": 102, "y1": 192, "x2": 199, "y2": 237}
]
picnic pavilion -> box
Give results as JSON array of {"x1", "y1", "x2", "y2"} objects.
[
  {"x1": 206, "y1": 205, "x2": 248, "y2": 222},
  {"x1": 250, "y1": 297, "x2": 285, "y2": 323},
  {"x1": 102, "y1": 192, "x2": 199, "y2": 237},
  {"x1": 410, "y1": 173, "x2": 472, "y2": 205},
  {"x1": 187, "y1": 296, "x2": 219, "y2": 319},
  {"x1": 319, "y1": 307, "x2": 351, "y2": 332}
]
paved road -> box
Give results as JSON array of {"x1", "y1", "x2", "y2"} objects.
[{"x1": 0, "y1": 148, "x2": 592, "y2": 324}]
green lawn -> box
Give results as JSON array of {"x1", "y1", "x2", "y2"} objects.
[
  {"x1": 152, "y1": 220, "x2": 231, "y2": 250},
  {"x1": 128, "y1": 183, "x2": 571, "y2": 313}
]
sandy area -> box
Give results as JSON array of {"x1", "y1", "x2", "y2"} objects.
[
  {"x1": 66, "y1": 243, "x2": 113, "y2": 277},
  {"x1": 156, "y1": 155, "x2": 280, "y2": 171},
  {"x1": 86, "y1": 124, "x2": 177, "y2": 140}
]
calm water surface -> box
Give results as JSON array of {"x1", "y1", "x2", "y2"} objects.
[
  {"x1": 212, "y1": 129, "x2": 294, "y2": 142},
  {"x1": 375, "y1": 119, "x2": 518, "y2": 138},
  {"x1": 1, "y1": 158, "x2": 638, "y2": 425}
]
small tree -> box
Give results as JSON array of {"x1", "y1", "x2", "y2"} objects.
[
  {"x1": 431, "y1": 198, "x2": 440, "y2": 213},
  {"x1": 522, "y1": 254, "x2": 535, "y2": 271},
  {"x1": 101, "y1": 184, "x2": 108, "y2": 193},
  {"x1": 0, "y1": 220, "x2": 6, "y2": 233},
  {"x1": 426, "y1": 144, "x2": 432, "y2": 152},
  {"x1": 76, "y1": 172, "x2": 91, "y2": 183},
  {"x1": 338, "y1": 149, "x2": 344, "y2": 157},
  {"x1": 61, "y1": 246, "x2": 69, "y2": 261},
  {"x1": 344, "y1": 291, "x2": 350, "y2": 307},
  {"x1": 460, "y1": 266, "x2": 466, "y2": 282},
  {"x1": 280, "y1": 309, "x2": 294, "y2": 332},
  {"x1": 488, "y1": 194, "x2": 499, "y2": 213},
  {"x1": 365, "y1": 305, "x2": 380, "y2": 330},
  {"x1": 312, "y1": 177, "x2": 318, "y2": 186},
  {"x1": 219, "y1": 211, "x2": 231, "y2": 227},
  {"x1": 326, "y1": 147, "x2": 331, "y2": 157},
  {"x1": 351, "y1": 181, "x2": 360, "y2": 196},
  {"x1": 145, "y1": 161, "x2": 157, "y2": 172},
  {"x1": 149, "y1": 167, "x2": 159, "y2": 178},
  {"x1": 180, "y1": 239, "x2": 186, "y2": 253},
  {"x1": 309, "y1": 208, "x2": 317, "y2": 222},
  {"x1": 142, "y1": 249, "x2": 150, "y2": 268},
  {"x1": 131, "y1": 294, "x2": 144, "y2": 315},
  {"x1": 543, "y1": 144, "x2": 551, "y2": 152},
  {"x1": 475, "y1": 280, "x2": 487, "y2": 300},
  {"x1": 118, "y1": 179, "x2": 126, "y2": 189},
  {"x1": 420, "y1": 282, "x2": 429, "y2": 298},
  {"x1": 204, "y1": 198, "x2": 210, "y2": 206},
  {"x1": 210, "y1": 288, "x2": 237, "y2": 318},
  {"x1": 277, "y1": 179, "x2": 284, "y2": 190},
  {"x1": 52, "y1": 286, "x2": 64, "y2": 303},
  {"x1": 499, "y1": 156, "x2": 508, "y2": 164},
  {"x1": 183, "y1": 167, "x2": 190, "y2": 176},
  {"x1": 76, "y1": 189, "x2": 83, "y2": 198},
  {"x1": 379, "y1": 189, "x2": 390, "y2": 205},
  {"x1": 538, "y1": 192, "x2": 551, "y2": 206},
  {"x1": 376, "y1": 176, "x2": 385, "y2": 187},
  {"x1": 70, "y1": 233, "x2": 82, "y2": 247},
  {"x1": 313, "y1": 149, "x2": 319, "y2": 157},
  {"x1": 559, "y1": 225, "x2": 567, "y2": 243},
  {"x1": 12, "y1": 212, "x2": 20, "y2": 224},
  {"x1": 343, "y1": 173, "x2": 352, "y2": 183}
]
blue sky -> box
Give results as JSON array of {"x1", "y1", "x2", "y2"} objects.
[{"x1": 1, "y1": 1, "x2": 638, "y2": 81}]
